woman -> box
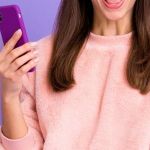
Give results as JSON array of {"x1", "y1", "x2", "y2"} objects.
[{"x1": 0, "y1": 0, "x2": 150, "y2": 149}]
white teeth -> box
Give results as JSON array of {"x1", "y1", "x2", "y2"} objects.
[{"x1": 105, "y1": 0, "x2": 122, "y2": 3}]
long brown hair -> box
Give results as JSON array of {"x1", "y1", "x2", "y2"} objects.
[{"x1": 47, "y1": 0, "x2": 150, "y2": 95}]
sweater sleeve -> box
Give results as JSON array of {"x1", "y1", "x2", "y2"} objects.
[{"x1": 0, "y1": 71, "x2": 44, "y2": 150}]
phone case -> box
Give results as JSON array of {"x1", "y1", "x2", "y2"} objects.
[{"x1": 0, "y1": 5, "x2": 35, "y2": 72}]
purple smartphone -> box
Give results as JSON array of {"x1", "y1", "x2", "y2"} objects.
[{"x1": 0, "y1": 5, "x2": 35, "y2": 72}]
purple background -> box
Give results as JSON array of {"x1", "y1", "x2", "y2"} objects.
[{"x1": 0, "y1": 0, "x2": 60, "y2": 125}]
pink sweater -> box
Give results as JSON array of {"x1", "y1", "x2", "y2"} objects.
[{"x1": 0, "y1": 32, "x2": 150, "y2": 150}]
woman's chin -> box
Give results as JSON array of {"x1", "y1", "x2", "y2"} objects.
[{"x1": 102, "y1": 11, "x2": 125, "y2": 21}]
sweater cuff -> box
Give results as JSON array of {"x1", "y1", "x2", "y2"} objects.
[{"x1": 0, "y1": 126, "x2": 35, "y2": 150}]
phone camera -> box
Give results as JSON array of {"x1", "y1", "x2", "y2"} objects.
[{"x1": 0, "y1": 14, "x2": 3, "y2": 22}]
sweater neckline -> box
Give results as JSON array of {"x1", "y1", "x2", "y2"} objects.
[{"x1": 88, "y1": 31, "x2": 132, "y2": 46}]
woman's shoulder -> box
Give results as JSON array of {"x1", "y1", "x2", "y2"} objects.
[
  {"x1": 35, "y1": 34, "x2": 55, "y2": 63},
  {"x1": 36, "y1": 34, "x2": 54, "y2": 50}
]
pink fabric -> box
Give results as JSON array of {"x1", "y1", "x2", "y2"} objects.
[{"x1": 0, "y1": 32, "x2": 150, "y2": 150}]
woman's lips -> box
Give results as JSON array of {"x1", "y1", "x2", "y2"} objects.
[{"x1": 103, "y1": 0, "x2": 124, "y2": 9}]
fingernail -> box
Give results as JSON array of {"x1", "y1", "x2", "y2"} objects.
[
  {"x1": 16, "y1": 29, "x2": 22, "y2": 34},
  {"x1": 31, "y1": 42, "x2": 38, "y2": 47}
]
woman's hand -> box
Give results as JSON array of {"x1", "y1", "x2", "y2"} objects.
[{"x1": 0, "y1": 29, "x2": 39, "y2": 100}]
